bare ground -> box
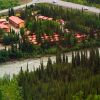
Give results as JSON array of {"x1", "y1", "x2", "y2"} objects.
[{"x1": 19, "y1": 0, "x2": 32, "y2": 4}]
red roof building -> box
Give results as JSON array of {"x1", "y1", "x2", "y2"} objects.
[
  {"x1": 57, "y1": 19, "x2": 65, "y2": 25},
  {"x1": 9, "y1": 16, "x2": 25, "y2": 28},
  {"x1": 75, "y1": 33, "x2": 86, "y2": 43},
  {"x1": 53, "y1": 33, "x2": 59, "y2": 41},
  {"x1": 38, "y1": 16, "x2": 44, "y2": 19},
  {"x1": 42, "y1": 16, "x2": 48, "y2": 20},
  {"x1": 48, "y1": 18, "x2": 53, "y2": 20},
  {"x1": 44, "y1": 34, "x2": 49, "y2": 40},
  {"x1": 28, "y1": 34, "x2": 38, "y2": 45},
  {"x1": 38, "y1": 16, "x2": 53, "y2": 21},
  {"x1": 0, "y1": 19, "x2": 7, "y2": 24},
  {"x1": 0, "y1": 19, "x2": 10, "y2": 32}
]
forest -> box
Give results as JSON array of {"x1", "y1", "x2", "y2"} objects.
[{"x1": 0, "y1": 48, "x2": 100, "y2": 99}]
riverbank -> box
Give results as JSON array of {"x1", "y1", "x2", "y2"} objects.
[
  {"x1": 0, "y1": 46, "x2": 92, "y2": 64},
  {"x1": 0, "y1": 45, "x2": 99, "y2": 64},
  {"x1": 0, "y1": 47, "x2": 100, "y2": 78}
]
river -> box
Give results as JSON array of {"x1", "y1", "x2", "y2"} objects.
[
  {"x1": 0, "y1": 52, "x2": 73, "y2": 78},
  {"x1": 0, "y1": 48, "x2": 100, "y2": 78}
]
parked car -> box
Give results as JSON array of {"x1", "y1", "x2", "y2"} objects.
[
  {"x1": 53, "y1": 0, "x2": 57, "y2": 3},
  {"x1": 82, "y1": 7, "x2": 89, "y2": 10}
]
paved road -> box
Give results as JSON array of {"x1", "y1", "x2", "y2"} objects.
[
  {"x1": 0, "y1": 0, "x2": 100, "y2": 15},
  {"x1": 54, "y1": 1, "x2": 100, "y2": 14}
]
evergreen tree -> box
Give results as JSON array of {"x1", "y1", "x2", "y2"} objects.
[
  {"x1": 8, "y1": 8, "x2": 11, "y2": 17},
  {"x1": 76, "y1": 52, "x2": 81, "y2": 66},
  {"x1": 0, "y1": 89, "x2": 2, "y2": 100},
  {"x1": 10, "y1": 8, "x2": 15, "y2": 16},
  {"x1": 65, "y1": 55, "x2": 68, "y2": 64},
  {"x1": 62, "y1": 53, "x2": 66, "y2": 63}
]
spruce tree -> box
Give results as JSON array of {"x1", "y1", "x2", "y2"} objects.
[
  {"x1": 11, "y1": 8, "x2": 15, "y2": 15},
  {"x1": 72, "y1": 52, "x2": 76, "y2": 67},
  {"x1": 65, "y1": 55, "x2": 68, "y2": 64},
  {"x1": 76, "y1": 52, "x2": 81, "y2": 66},
  {"x1": 0, "y1": 89, "x2": 2, "y2": 100},
  {"x1": 8, "y1": 8, "x2": 11, "y2": 17},
  {"x1": 62, "y1": 53, "x2": 66, "y2": 63}
]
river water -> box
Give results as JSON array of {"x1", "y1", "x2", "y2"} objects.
[
  {"x1": 0, "y1": 52, "x2": 73, "y2": 78},
  {"x1": 0, "y1": 48, "x2": 100, "y2": 78}
]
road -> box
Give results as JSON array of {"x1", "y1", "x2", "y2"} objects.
[{"x1": 0, "y1": 0, "x2": 100, "y2": 15}]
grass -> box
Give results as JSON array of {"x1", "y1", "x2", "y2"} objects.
[{"x1": 0, "y1": 0, "x2": 32, "y2": 10}]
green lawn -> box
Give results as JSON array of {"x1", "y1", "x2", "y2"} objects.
[
  {"x1": 0, "y1": 0, "x2": 19, "y2": 10},
  {"x1": 0, "y1": 0, "x2": 31, "y2": 10}
]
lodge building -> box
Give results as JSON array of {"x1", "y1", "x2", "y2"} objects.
[
  {"x1": 0, "y1": 19, "x2": 10, "y2": 32},
  {"x1": 9, "y1": 16, "x2": 25, "y2": 28}
]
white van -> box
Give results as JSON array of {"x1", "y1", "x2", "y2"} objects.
[{"x1": 53, "y1": 0, "x2": 57, "y2": 3}]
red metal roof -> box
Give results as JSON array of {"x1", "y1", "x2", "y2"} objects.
[
  {"x1": 38, "y1": 16, "x2": 53, "y2": 21},
  {"x1": 0, "y1": 24, "x2": 9, "y2": 29},
  {"x1": 48, "y1": 18, "x2": 53, "y2": 20},
  {"x1": 0, "y1": 19, "x2": 6, "y2": 22},
  {"x1": 75, "y1": 33, "x2": 86, "y2": 39},
  {"x1": 9, "y1": 16, "x2": 24, "y2": 24},
  {"x1": 59, "y1": 19, "x2": 64, "y2": 23},
  {"x1": 75, "y1": 35, "x2": 82, "y2": 38},
  {"x1": 42, "y1": 16, "x2": 48, "y2": 20},
  {"x1": 38, "y1": 16, "x2": 44, "y2": 19}
]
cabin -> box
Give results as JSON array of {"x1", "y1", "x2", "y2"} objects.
[
  {"x1": 0, "y1": 18, "x2": 10, "y2": 32},
  {"x1": 28, "y1": 34, "x2": 37, "y2": 45},
  {"x1": 57, "y1": 19, "x2": 65, "y2": 25},
  {"x1": 42, "y1": 16, "x2": 48, "y2": 20},
  {"x1": 38, "y1": 16, "x2": 44, "y2": 20},
  {"x1": 75, "y1": 33, "x2": 86, "y2": 43},
  {"x1": 53, "y1": 33, "x2": 59, "y2": 41},
  {"x1": 38, "y1": 15, "x2": 53, "y2": 21},
  {"x1": 48, "y1": 18, "x2": 53, "y2": 20},
  {"x1": 9, "y1": 16, "x2": 25, "y2": 28}
]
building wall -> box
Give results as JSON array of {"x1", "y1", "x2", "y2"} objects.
[{"x1": 19, "y1": 22, "x2": 25, "y2": 28}]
